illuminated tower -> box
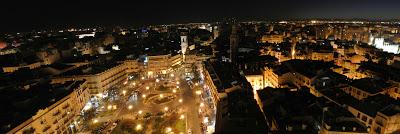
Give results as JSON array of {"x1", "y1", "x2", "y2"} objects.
[
  {"x1": 213, "y1": 26, "x2": 219, "y2": 39},
  {"x1": 230, "y1": 25, "x2": 239, "y2": 63},
  {"x1": 180, "y1": 35, "x2": 188, "y2": 62},
  {"x1": 291, "y1": 37, "x2": 298, "y2": 59}
]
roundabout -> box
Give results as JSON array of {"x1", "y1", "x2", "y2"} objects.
[{"x1": 145, "y1": 93, "x2": 177, "y2": 105}]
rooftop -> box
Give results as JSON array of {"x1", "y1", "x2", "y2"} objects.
[
  {"x1": 219, "y1": 84, "x2": 268, "y2": 133},
  {"x1": 59, "y1": 62, "x2": 121, "y2": 76},
  {"x1": 204, "y1": 60, "x2": 242, "y2": 92},
  {"x1": 350, "y1": 78, "x2": 391, "y2": 94},
  {"x1": 320, "y1": 88, "x2": 399, "y2": 117}
]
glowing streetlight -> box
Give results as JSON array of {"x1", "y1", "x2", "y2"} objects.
[
  {"x1": 195, "y1": 83, "x2": 199, "y2": 86},
  {"x1": 165, "y1": 127, "x2": 172, "y2": 133},
  {"x1": 97, "y1": 93, "x2": 103, "y2": 98},
  {"x1": 136, "y1": 124, "x2": 142, "y2": 131},
  {"x1": 200, "y1": 102, "x2": 204, "y2": 107},
  {"x1": 93, "y1": 119, "x2": 98, "y2": 124},
  {"x1": 122, "y1": 90, "x2": 127, "y2": 95},
  {"x1": 138, "y1": 110, "x2": 143, "y2": 114},
  {"x1": 142, "y1": 94, "x2": 146, "y2": 98},
  {"x1": 176, "y1": 86, "x2": 179, "y2": 89},
  {"x1": 178, "y1": 99, "x2": 183, "y2": 103},
  {"x1": 132, "y1": 82, "x2": 136, "y2": 86},
  {"x1": 164, "y1": 107, "x2": 169, "y2": 111},
  {"x1": 195, "y1": 90, "x2": 202, "y2": 95},
  {"x1": 146, "y1": 86, "x2": 150, "y2": 90},
  {"x1": 113, "y1": 105, "x2": 117, "y2": 110},
  {"x1": 173, "y1": 89, "x2": 177, "y2": 93},
  {"x1": 107, "y1": 105, "x2": 112, "y2": 110},
  {"x1": 170, "y1": 74, "x2": 174, "y2": 77},
  {"x1": 156, "y1": 79, "x2": 160, "y2": 83},
  {"x1": 180, "y1": 114, "x2": 185, "y2": 119},
  {"x1": 160, "y1": 94, "x2": 164, "y2": 98},
  {"x1": 141, "y1": 77, "x2": 145, "y2": 80},
  {"x1": 176, "y1": 81, "x2": 180, "y2": 84},
  {"x1": 128, "y1": 105, "x2": 133, "y2": 110}
]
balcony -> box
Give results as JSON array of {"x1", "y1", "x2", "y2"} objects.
[
  {"x1": 61, "y1": 113, "x2": 67, "y2": 118},
  {"x1": 42, "y1": 126, "x2": 51, "y2": 132},
  {"x1": 375, "y1": 120, "x2": 384, "y2": 126},
  {"x1": 53, "y1": 119, "x2": 58, "y2": 124},
  {"x1": 62, "y1": 104, "x2": 70, "y2": 109},
  {"x1": 52, "y1": 111, "x2": 60, "y2": 116}
]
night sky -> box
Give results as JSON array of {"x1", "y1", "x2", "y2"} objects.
[{"x1": 2, "y1": 0, "x2": 400, "y2": 32}]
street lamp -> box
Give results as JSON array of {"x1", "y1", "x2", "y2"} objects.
[
  {"x1": 122, "y1": 90, "x2": 127, "y2": 96},
  {"x1": 136, "y1": 124, "x2": 142, "y2": 131},
  {"x1": 164, "y1": 107, "x2": 169, "y2": 111},
  {"x1": 107, "y1": 105, "x2": 112, "y2": 110},
  {"x1": 200, "y1": 102, "x2": 204, "y2": 107},
  {"x1": 138, "y1": 110, "x2": 143, "y2": 114},
  {"x1": 160, "y1": 94, "x2": 164, "y2": 98},
  {"x1": 156, "y1": 79, "x2": 160, "y2": 83},
  {"x1": 178, "y1": 99, "x2": 183, "y2": 103},
  {"x1": 173, "y1": 89, "x2": 177, "y2": 93},
  {"x1": 93, "y1": 119, "x2": 98, "y2": 124},
  {"x1": 146, "y1": 86, "x2": 150, "y2": 90},
  {"x1": 97, "y1": 93, "x2": 103, "y2": 98},
  {"x1": 180, "y1": 114, "x2": 185, "y2": 119},
  {"x1": 165, "y1": 127, "x2": 172, "y2": 133},
  {"x1": 128, "y1": 105, "x2": 133, "y2": 110},
  {"x1": 176, "y1": 81, "x2": 180, "y2": 84},
  {"x1": 195, "y1": 90, "x2": 202, "y2": 95},
  {"x1": 142, "y1": 94, "x2": 147, "y2": 98}
]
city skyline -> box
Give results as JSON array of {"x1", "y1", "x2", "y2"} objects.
[
  {"x1": 2, "y1": 0, "x2": 400, "y2": 32},
  {"x1": 1, "y1": 1, "x2": 400, "y2": 134}
]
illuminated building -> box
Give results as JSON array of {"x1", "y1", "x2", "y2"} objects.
[
  {"x1": 202, "y1": 61, "x2": 267, "y2": 133},
  {"x1": 340, "y1": 78, "x2": 396, "y2": 100},
  {"x1": 52, "y1": 54, "x2": 185, "y2": 94},
  {"x1": 5, "y1": 81, "x2": 90, "y2": 134},
  {"x1": 76, "y1": 32, "x2": 95, "y2": 39},
  {"x1": 260, "y1": 34, "x2": 284, "y2": 44},
  {"x1": 311, "y1": 51, "x2": 334, "y2": 61},
  {"x1": 245, "y1": 74, "x2": 265, "y2": 91},
  {"x1": 36, "y1": 48, "x2": 61, "y2": 65},
  {"x1": 373, "y1": 38, "x2": 400, "y2": 54},
  {"x1": 52, "y1": 62, "x2": 130, "y2": 94}
]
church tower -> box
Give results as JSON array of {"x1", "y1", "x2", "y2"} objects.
[
  {"x1": 230, "y1": 25, "x2": 239, "y2": 63},
  {"x1": 181, "y1": 35, "x2": 188, "y2": 62}
]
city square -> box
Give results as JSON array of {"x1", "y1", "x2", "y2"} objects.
[{"x1": 76, "y1": 63, "x2": 215, "y2": 134}]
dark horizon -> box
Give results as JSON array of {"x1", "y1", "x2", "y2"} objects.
[{"x1": 2, "y1": 0, "x2": 400, "y2": 32}]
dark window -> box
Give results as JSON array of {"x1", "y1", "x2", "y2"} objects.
[{"x1": 362, "y1": 116, "x2": 367, "y2": 122}]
